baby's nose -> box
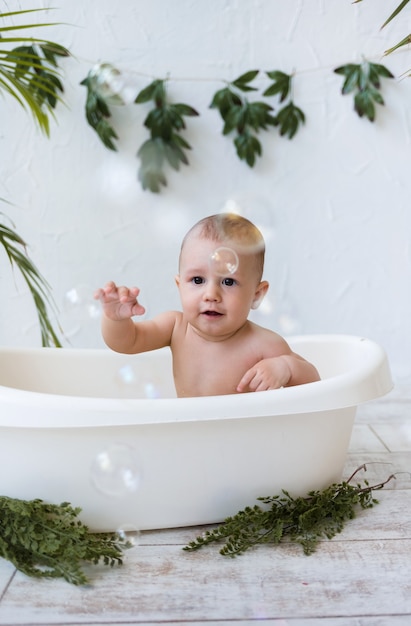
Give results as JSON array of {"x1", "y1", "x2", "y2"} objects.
[{"x1": 204, "y1": 282, "x2": 221, "y2": 301}]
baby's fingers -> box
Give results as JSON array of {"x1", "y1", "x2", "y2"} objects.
[{"x1": 237, "y1": 367, "x2": 256, "y2": 393}]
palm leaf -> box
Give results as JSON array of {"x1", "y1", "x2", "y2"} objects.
[
  {"x1": 381, "y1": 0, "x2": 410, "y2": 29},
  {"x1": 0, "y1": 9, "x2": 69, "y2": 134},
  {"x1": 0, "y1": 215, "x2": 62, "y2": 347}
]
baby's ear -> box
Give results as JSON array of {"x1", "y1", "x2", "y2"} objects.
[
  {"x1": 175, "y1": 275, "x2": 181, "y2": 288},
  {"x1": 251, "y1": 280, "x2": 269, "y2": 310}
]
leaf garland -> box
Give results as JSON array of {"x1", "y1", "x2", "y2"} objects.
[
  {"x1": 334, "y1": 60, "x2": 394, "y2": 122},
  {"x1": 134, "y1": 79, "x2": 199, "y2": 192},
  {"x1": 183, "y1": 465, "x2": 395, "y2": 557},
  {"x1": 80, "y1": 58, "x2": 395, "y2": 192},
  {"x1": 0, "y1": 495, "x2": 130, "y2": 585}
]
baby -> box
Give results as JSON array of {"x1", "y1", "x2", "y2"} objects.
[{"x1": 94, "y1": 213, "x2": 320, "y2": 397}]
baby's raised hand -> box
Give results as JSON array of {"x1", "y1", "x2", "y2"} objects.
[
  {"x1": 236, "y1": 356, "x2": 292, "y2": 393},
  {"x1": 94, "y1": 281, "x2": 146, "y2": 321}
]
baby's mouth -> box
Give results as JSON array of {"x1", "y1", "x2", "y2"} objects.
[{"x1": 202, "y1": 310, "x2": 223, "y2": 317}]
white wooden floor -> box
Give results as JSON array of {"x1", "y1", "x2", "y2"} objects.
[{"x1": 1, "y1": 386, "x2": 410, "y2": 626}]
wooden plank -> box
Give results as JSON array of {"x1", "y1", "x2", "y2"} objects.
[
  {"x1": 37, "y1": 618, "x2": 411, "y2": 626},
  {"x1": 0, "y1": 561, "x2": 14, "y2": 601},
  {"x1": 1, "y1": 538, "x2": 411, "y2": 624},
  {"x1": 343, "y1": 452, "x2": 411, "y2": 486}
]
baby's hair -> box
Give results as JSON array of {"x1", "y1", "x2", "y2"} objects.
[{"x1": 181, "y1": 213, "x2": 265, "y2": 279}]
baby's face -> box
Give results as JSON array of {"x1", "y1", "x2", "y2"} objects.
[{"x1": 175, "y1": 234, "x2": 267, "y2": 341}]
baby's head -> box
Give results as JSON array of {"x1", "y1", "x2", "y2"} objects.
[{"x1": 180, "y1": 213, "x2": 265, "y2": 281}]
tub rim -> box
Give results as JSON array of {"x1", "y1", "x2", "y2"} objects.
[{"x1": 0, "y1": 334, "x2": 393, "y2": 428}]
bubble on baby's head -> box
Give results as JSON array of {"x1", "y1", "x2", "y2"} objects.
[
  {"x1": 91, "y1": 443, "x2": 142, "y2": 498},
  {"x1": 209, "y1": 247, "x2": 239, "y2": 276}
]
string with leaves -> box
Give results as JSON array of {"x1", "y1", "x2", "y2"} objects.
[
  {"x1": 184, "y1": 465, "x2": 396, "y2": 557},
  {"x1": 0, "y1": 495, "x2": 130, "y2": 585},
  {"x1": 334, "y1": 60, "x2": 394, "y2": 122},
  {"x1": 134, "y1": 78, "x2": 199, "y2": 192}
]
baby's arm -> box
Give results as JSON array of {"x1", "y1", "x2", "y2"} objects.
[
  {"x1": 237, "y1": 353, "x2": 320, "y2": 392},
  {"x1": 94, "y1": 281, "x2": 176, "y2": 354}
]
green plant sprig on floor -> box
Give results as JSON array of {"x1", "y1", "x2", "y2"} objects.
[
  {"x1": 334, "y1": 60, "x2": 394, "y2": 121},
  {"x1": 0, "y1": 496, "x2": 130, "y2": 586},
  {"x1": 183, "y1": 465, "x2": 395, "y2": 557},
  {"x1": 0, "y1": 215, "x2": 62, "y2": 347},
  {"x1": 135, "y1": 78, "x2": 199, "y2": 192}
]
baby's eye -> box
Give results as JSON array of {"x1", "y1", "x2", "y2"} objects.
[
  {"x1": 191, "y1": 276, "x2": 204, "y2": 285},
  {"x1": 222, "y1": 277, "x2": 236, "y2": 286}
]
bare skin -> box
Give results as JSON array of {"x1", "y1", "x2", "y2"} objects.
[{"x1": 94, "y1": 234, "x2": 320, "y2": 397}]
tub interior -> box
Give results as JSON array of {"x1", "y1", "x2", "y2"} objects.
[
  {"x1": 0, "y1": 347, "x2": 177, "y2": 398},
  {"x1": 0, "y1": 334, "x2": 391, "y2": 400}
]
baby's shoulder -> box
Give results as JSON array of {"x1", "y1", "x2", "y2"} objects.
[{"x1": 248, "y1": 321, "x2": 290, "y2": 350}]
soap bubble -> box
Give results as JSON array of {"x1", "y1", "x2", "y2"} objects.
[
  {"x1": 116, "y1": 523, "x2": 141, "y2": 548},
  {"x1": 115, "y1": 364, "x2": 162, "y2": 398},
  {"x1": 63, "y1": 285, "x2": 101, "y2": 322},
  {"x1": 91, "y1": 443, "x2": 142, "y2": 498},
  {"x1": 88, "y1": 63, "x2": 128, "y2": 105},
  {"x1": 209, "y1": 247, "x2": 239, "y2": 276},
  {"x1": 276, "y1": 299, "x2": 302, "y2": 335},
  {"x1": 59, "y1": 284, "x2": 101, "y2": 339}
]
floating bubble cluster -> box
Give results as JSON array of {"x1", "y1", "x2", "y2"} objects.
[
  {"x1": 91, "y1": 443, "x2": 142, "y2": 498},
  {"x1": 60, "y1": 284, "x2": 101, "y2": 339},
  {"x1": 209, "y1": 247, "x2": 239, "y2": 276},
  {"x1": 115, "y1": 364, "x2": 162, "y2": 399}
]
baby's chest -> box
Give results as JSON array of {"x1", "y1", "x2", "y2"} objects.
[{"x1": 174, "y1": 343, "x2": 261, "y2": 396}]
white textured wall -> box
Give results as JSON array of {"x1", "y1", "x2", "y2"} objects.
[{"x1": 1, "y1": 0, "x2": 410, "y2": 384}]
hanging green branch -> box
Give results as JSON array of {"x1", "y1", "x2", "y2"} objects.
[
  {"x1": 184, "y1": 465, "x2": 395, "y2": 557},
  {"x1": 0, "y1": 215, "x2": 62, "y2": 347},
  {"x1": 80, "y1": 63, "x2": 123, "y2": 151},
  {"x1": 263, "y1": 70, "x2": 305, "y2": 139},
  {"x1": 134, "y1": 79, "x2": 199, "y2": 192},
  {"x1": 334, "y1": 60, "x2": 394, "y2": 121},
  {"x1": 210, "y1": 70, "x2": 277, "y2": 167},
  {"x1": 0, "y1": 495, "x2": 130, "y2": 585},
  {"x1": 0, "y1": 9, "x2": 69, "y2": 135}
]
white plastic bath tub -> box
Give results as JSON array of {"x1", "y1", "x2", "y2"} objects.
[{"x1": 0, "y1": 335, "x2": 392, "y2": 531}]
